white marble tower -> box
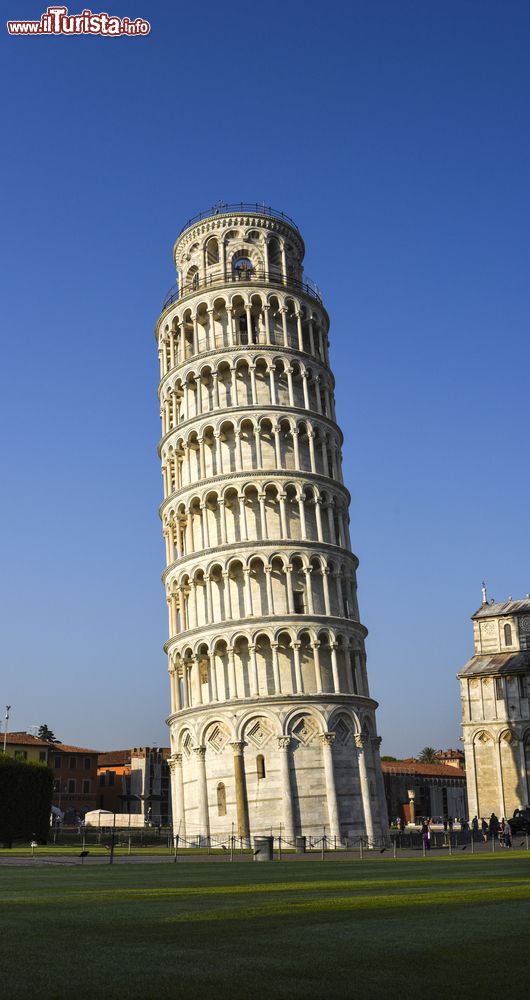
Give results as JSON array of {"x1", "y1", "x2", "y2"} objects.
[{"x1": 156, "y1": 204, "x2": 388, "y2": 844}]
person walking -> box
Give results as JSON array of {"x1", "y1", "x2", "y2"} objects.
[
  {"x1": 472, "y1": 816, "x2": 479, "y2": 840},
  {"x1": 504, "y1": 819, "x2": 512, "y2": 849},
  {"x1": 489, "y1": 813, "x2": 500, "y2": 842},
  {"x1": 481, "y1": 818, "x2": 488, "y2": 842},
  {"x1": 421, "y1": 820, "x2": 430, "y2": 851}
]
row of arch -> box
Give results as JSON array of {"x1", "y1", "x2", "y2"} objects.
[
  {"x1": 162, "y1": 482, "x2": 350, "y2": 563},
  {"x1": 159, "y1": 356, "x2": 336, "y2": 434},
  {"x1": 161, "y1": 416, "x2": 342, "y2": 496},
  {"x1": 173, "y1": 705, "x2": 375, "y2": 753},
  {"x1": 158, "y1": 293, "x2": 328, "y2": 378},
  {"x1": 166, "y1": 552, "x2": 359, "y2": 639},
  {"x1": 176, "y1": 228, "x2": 301, "y2": 293},
  {"x1": 169, "y1": 704, "x2": 386, "y2": 841},
  {"x1": 168, "y1": 628, "x2": 368, "y2": 709}
]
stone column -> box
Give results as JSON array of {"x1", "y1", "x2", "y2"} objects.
[
  {"x1": 238, "y1": 493, "x2": 248, "y2": 540},
  {"x1": 285, "y1": 565, "x2": 294, "y2": 614},
  {"x1": 222, "y1": 571, "x2": 233, "y2": 620},
  {"x1": 273, "y1": 424, "x2": 282, "y2": 468},
  {"x1": 249, "y1": 364, "x2": 257, "y2": 403},
  {"x1": 281, "y1": 307, "x2": 288, "y2": 344},
  {"x1": 330, "y1": 643, "x2": 340, "y2": 693},
  {"x1": 301, "y1": 371, "x2": 310, "y2": 408},
  {"x1": 219, "y1": 498, "x2": 227, "y2": 544},
  {"x1": 277, "y1": 737, "x2": 295, "y2": 840},
  {"x1": 231, "y1": 742, "x2": 250, "y2": 842},
  {"x1": 292, "y1": 429, "x2": 300, "y2": 467},
  {"x1": 307, "y1": 430, "x2": 316, "y2": 472},
  {"x1": 320, "y1": 733, "x2": 341, "y2": 841},
  {"x1": 265, "y1": 566, "x2": 274, "y2": 615},
  {"x1": 208, "y1": 653, "x2": 218, "y2": 702},
  {"x1": 286, "y1": 367, "x2": 294, "y2": 406},
  {"x1": 271, "y1": 642, "x2": 281, "y2": 694},
  {"x1": 249, "y1": 643, "x2": 259, "y2": 696},
  {"x1": 258, "y1": 493, "x2": 267, "y2": 538},
  {"x1": 243, "y1": 568, "x2": 253, "y2": 617},
  {"x1": 169, "y1": 753, "x2": 186, "y2": 839},
  {"x1": 227, "y1": 646, "x2": 237, "y2": 698},
  {"x1": 298, "y1": 493, "x2": 307, "y2": 537},
  {"x1": 278, "y1": 493, "x2": 288, "y2": 537},
  {"x1": 193, "y1": 746, "x2": 209, "y2": 841},
  {"x1": 292, "y1": 641, "x2": 303, "y2": 693},
  {"x1": 355, "y1": 734, "x2": 375, "y2": 846},
  {"x1": 312, "y1": 641, "x2": 323, "y2": 692},
  {"x1": 322, "y1": 568, "x2": 331, "y2": 616},
  {"x1": 371, "y1": 736, "x2": 389, "y2": 841},
  {"x1": 268, "y1": 366, "x2": 277, "y2": 405},
  {"x1": 262, "y1": 306, "x2": 271, "y2": 345}
]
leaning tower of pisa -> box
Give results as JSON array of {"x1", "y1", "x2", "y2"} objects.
[{"x1": 156, "y1": 204, "x2": 389, "y2": 845}]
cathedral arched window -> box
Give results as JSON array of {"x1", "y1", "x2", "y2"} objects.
[
  {"x1": 217, "y1": 782, "x2": 226, "y2": 816},
  {"x1": 256, "y1": 755, "x2": 266, "y2": 779},
  {"x1": 504, "y1": 623, "x2": 513, "y2": 646}
]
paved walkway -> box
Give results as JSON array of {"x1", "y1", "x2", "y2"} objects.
[{"x1": 2, "y1": 842, "x2": 527, "y2": 867}]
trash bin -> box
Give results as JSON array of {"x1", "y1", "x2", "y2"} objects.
[
  {"x1": 295, "y1": 836, "x2": 306, "y2": 854},
  {"x1": 253, "y1": 836, "x2": 273, "y2": 861}
]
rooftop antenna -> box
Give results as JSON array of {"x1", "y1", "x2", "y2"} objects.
[{"x1": 481, "y1": 581, "x2": 487, "y2": 605}]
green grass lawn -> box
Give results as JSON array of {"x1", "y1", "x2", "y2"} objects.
[{"x1": 1, "y1": 854, "x2": 528, "y2": 999}]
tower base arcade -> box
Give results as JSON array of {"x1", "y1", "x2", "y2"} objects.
[{"x1": 168, "y1": 697, "x2": 388, "y2": 844}]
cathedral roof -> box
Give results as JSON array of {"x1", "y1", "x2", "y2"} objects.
[
  {"x1": 472, "y1": 598, "x2": 530, "y2": 619},
  {"x1": 458, "y1": 651, "x2": 530, "y2": 678}
]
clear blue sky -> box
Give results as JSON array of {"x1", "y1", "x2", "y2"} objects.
[{"x1": 1, "y1": 1, "x2": 529, "y2": 755}]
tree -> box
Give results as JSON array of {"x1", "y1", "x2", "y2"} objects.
[
  {"x1": 381, "y1": 756, "x2": 399, "y2": 762},
  {"x1": 37, "y1": 724, "x2": 59, "y2": 743},
  {"x1": 418, "y1": 747, "x2": 438, "y2": 763},
  {"x1": 0, "y1": 755, "x2": 54, "y2": 846}
]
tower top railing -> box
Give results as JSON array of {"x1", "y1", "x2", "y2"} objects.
[
  {"x1": 160, "y1": 268, "x2": 323, "y2": 313},
  {"x1": 177, "y1": 203, "x2": 301, "y2": 237}
]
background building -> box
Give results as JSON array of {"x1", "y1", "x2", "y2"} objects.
[
  {"x1": 459, "y1": 592, "x2": 530, "y2": 820},
  {"x1": 97, "y1": 747, "x2": 172, "y2": 824},
  {"x1": 49, "y1": 742, "x2": 98, "y2": 819},
  {"x1": 157, "y1": 203, "x2": 389, "y2": 844},
  {"x1": 2, "y1": 733, "x2": 98, "y2": 819},
  {"x1": 382, "y1": 759, "x2": 467, "y2": 824},
  {"x1": 2, "y1": 732, "x2": 50, "y2": 764}
]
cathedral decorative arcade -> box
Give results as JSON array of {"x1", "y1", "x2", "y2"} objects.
[{"x1": 156, "y1": 204, "x2": 389, "y2": 843}]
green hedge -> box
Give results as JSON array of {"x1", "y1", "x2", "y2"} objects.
[{"x1": 0, "y1": 754, "x2": 54, "y2": 845}]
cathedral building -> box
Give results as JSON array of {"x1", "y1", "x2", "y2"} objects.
[
  {"x1": 459, "y1": 587, "x2": 530, "y2": 820},
  {"x1": 155, "y1": 203, "x2": 389, "y2": 844}
]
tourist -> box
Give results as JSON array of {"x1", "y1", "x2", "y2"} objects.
[
  {"x1": 421, "y1": 820, "x2": 430, "y2": 851},
  {"x1": 489, "y1": 813, "x2": 499, "y2": 841},
  {"x1": 504, "y1": 819, "x2": 512, "y2": 849},
  {"x1": 481, "y1": 818, "x2": 488, "y2": 842}
]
